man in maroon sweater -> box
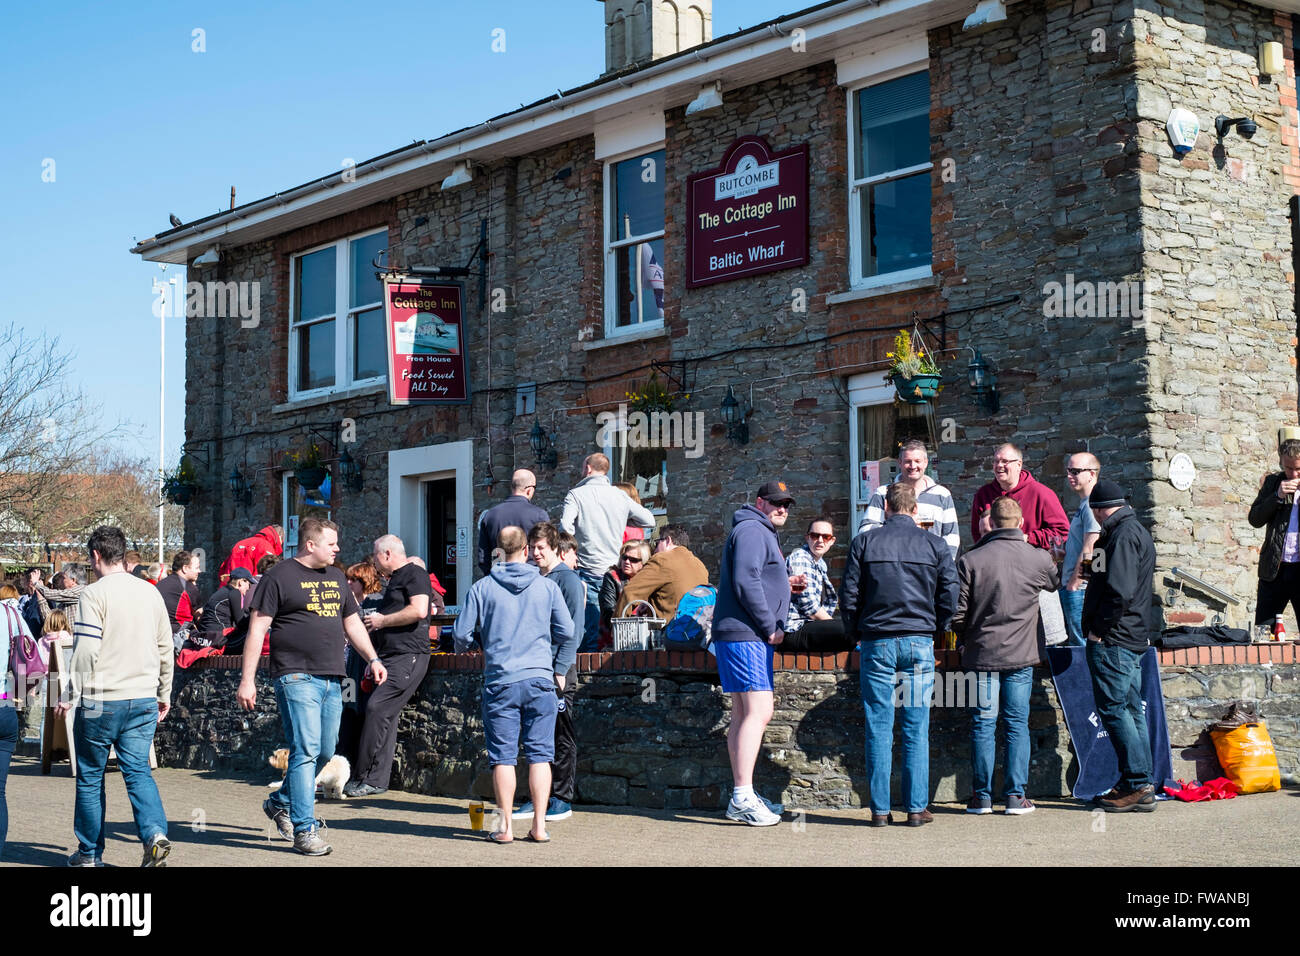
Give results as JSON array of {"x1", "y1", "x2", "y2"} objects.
[{"x1": 970, "y1": 443, "x2": 1069, "y2": 551}]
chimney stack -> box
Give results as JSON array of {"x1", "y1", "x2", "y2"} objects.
[{"x1": 600, "y1": 0, "x2": 713, "y2": 74}]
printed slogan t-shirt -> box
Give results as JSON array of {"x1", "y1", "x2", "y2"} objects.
[
  {"x1": 251, "y1": 558, "x2": 360, "y2": 678},
  {"x1": 374, "y1": 561, "x2": 435, "y2": 657}
]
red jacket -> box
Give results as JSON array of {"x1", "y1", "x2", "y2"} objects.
[
  {"x1": 218, "y1": 525, "x2": 283, "y2": 580},
  {"x1": 970, "y1": 469, "x2": 1069, "y2": 551}
]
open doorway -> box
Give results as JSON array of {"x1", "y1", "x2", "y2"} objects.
[{"x1": 425, "y1": 477, "x2": 457, "y2": 602}]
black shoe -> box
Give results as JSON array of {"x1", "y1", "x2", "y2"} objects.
[
  {"x1": 343, "y1": 781, "x2": 387, "y2": 798},
  {"x1": 869, "y1": 812, "x2": 894, "y2": 827}
]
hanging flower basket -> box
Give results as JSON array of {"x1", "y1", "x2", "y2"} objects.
[
  {"x1": 295, "y1": 466, "x2": 328, "y2": 491},
  {"x1": 891, "y1": 373, "x2": 942, "y2": 404},
  {"x1": 884, "y1": 329, "x2": 942, "y2": 405},
  {"x1": 164, "y1": 480, "x2": 196, "y2": 506}
]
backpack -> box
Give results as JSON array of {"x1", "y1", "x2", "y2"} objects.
[{"x1": 662, "y1": 585, "x2": 717, "y2": 650}]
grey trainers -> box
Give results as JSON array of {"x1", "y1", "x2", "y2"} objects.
[
  {"x1": 293, "y1": 826, "x2": 332, "y2": 856},
  {"x1": 141, "y1": 834, "x2": 172, "y2": 867},
  {"x1": 966, "y1": 795, "x2": 993, "y2": 815},
  {"x1": 263, "y1": 798, "x2": 293, "y2": 840},
  {"x1": 67, "y1": 851, "x2": 100, "y2": 867},
  {"x1": 1004, "y1": 795, "x2": 1036, "y2": 815}
]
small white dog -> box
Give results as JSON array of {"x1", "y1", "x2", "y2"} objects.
[{"x1": 267, "y1": 748, "x2": 350, "y2": 800}]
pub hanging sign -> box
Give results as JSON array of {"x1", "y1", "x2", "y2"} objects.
[
  {"x1": 384, "y1": 277, "x2": 470, "y2": 405},
  {"x1": 686, "y1": 135, "x2": 809, "y2": 288}
]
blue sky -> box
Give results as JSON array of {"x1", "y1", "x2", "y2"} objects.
[{"x1": 0, "y1": 0, "x2": 800, "y2": 472}]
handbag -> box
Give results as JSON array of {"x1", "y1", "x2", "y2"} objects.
[{"x1": 5, "y1": 601, "x2": 49, "y2": 685}]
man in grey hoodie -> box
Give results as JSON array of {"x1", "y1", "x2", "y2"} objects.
[
  {"x1": 560, "y1": 453, "x2": 656, "y2": 652},
  {"x1": 454, "y1": 526, "x2": 575, "y2": 844}
]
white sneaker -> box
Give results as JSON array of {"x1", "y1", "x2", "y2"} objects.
[{"x1": 725, "y1": 797, "x2": 780, "y2": 827}]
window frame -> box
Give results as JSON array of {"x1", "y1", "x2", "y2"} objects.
[
  {"x1": 600, "y1": 423, "x2": 669, "y2": 518},
  {"x1": 288, "y1": 227, "x2": 388, "y2": 401},
  {"x1": 846, "y1": 67, "x2": 934, "y2": 291},
  {"x1": 603, "y1": 145, "x2": 667, "y2": 339}
]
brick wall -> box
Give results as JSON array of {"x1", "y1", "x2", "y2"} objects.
[{"x1": 158, "y1": 644, "x2": 1300, "y2": 809}]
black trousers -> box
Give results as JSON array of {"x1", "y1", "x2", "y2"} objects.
[
  {"x1": 780, "y1": 619, "x2": 851, "y2": 652},
  {"x1": 355, "y1": 652, "x2": 430, "y2": 788},
  {"x1": 1255, "y1": 563, "x2": 1300, "y2": 626},
  {"x1": 551, "y1": 665, "x2": 578, "y2": 803}
]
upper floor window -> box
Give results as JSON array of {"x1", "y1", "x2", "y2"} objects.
[
  {"x1": 290, "y1": 229, "x2": 388, "y2": 397},
  {"x1": 605, "y1": 148, "x2": 666, "y2": 335},
  {"x1": 849, "y1": 71, "x2": 932, "y2": 288}
]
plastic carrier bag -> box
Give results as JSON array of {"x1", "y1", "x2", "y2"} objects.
[{"x1": 1209, "y1": 702, "x2": 1281, "y2": 794}]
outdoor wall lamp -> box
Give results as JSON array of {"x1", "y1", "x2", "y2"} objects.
[
  {"x1": 228, "y1": 466, "x2": 252, "y2": 508},
  {"x1": 1214, "y1": 115, "x2": 1257, "y2": 140},
  {"x1": 721, "y1": 385, "x2": 750, "y2": 445},
  {"x1": 685, "y1": 81, "x2": 724, "y2": 116},
  {"x1": 339, "y1": 450, "x2": 364, "y2": 493},
  {"x1": 967, "y1": 349, "x2": 1000, "y2": 413},
  {"x1": 529, "y1": 421, "x2": 558, "y2": 468},
  {"x1": 441, "y1": 161, "x2": 474, "y2": 190}
]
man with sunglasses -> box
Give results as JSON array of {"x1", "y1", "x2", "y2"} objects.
[
  {"x1": 782, "y1": 518, "x2": 848, "y2": 652},
  {"x1": 617, "y1": 525, "x2": 709, "y2": 622},
  {"x1": 1060, "y1": 452, "x2": 1103, "y2": 646}
]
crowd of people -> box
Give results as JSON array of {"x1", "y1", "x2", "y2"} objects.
[{"x1": 14, "y1": 433, "x2": 1296, "y2": 862}]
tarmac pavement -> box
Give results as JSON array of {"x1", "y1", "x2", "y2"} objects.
[{"x1": 2, "y1": 755, "x2": 1296, "y2": 867}]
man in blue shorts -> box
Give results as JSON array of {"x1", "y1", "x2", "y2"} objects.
[
  {"x1": 712, "y1": 480, "x2": 795, "y2": 826},
  {"x1": 454, "y1": 526, "x2": 574, "y2": 843}
]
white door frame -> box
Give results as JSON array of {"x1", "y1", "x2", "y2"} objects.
[{"x1": 387, "y1": 440, "x2": 474, "y2": 607}]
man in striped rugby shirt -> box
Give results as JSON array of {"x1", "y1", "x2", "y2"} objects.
[{"x1": 857, "y1": 441, "x2": 960, "y2": 559}]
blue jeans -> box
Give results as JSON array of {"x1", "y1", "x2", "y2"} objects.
[
  {"x1": 859, "y1": 636, "x2": 934, "y2": 814},
  {"x1": 1060, "y1": 587, "x2": 1087, "y2": 646},
  {"x1": 577, "y1": 568, "x2": 603, "y2": 653},
  {"x1": 269, "y1": 674, "x2": 342, "y2": 834},
  {"x1": 971, "y1": 667, "x2": 1033, "y2": 800},
  {"x1": 1086, "y1": 642, "x2": 1153, "y2": 791},
  {"x1": 0, "y1": 705, "x2": 17, "y2": 858},
  {"x1": 73, "y1": 698, "x2": 168, "y2": 859}
]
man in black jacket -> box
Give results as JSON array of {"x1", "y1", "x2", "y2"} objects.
[
  {"x1": 842, "y1": 483, "x2": 958, "y2": 828},
  {"x1": 1248, "y1": 438, "x2": 1300, "y2": 629},
  {"x1": 477, "y1": 469, "x2": 549, "y2": 576},
  {"x1": 1081, "y1": 480, "x2": 1157, "y2": 813},
  {"x1": 195, "y1": 568, "x2": 254, "y2": 650}
]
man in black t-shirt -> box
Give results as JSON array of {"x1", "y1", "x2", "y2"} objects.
[
  {"x1": 345, "y1": 533, "x2": 433, "y2": 798},
  {"x1": 236, "y1": 517, "x2": 388, "y2": 857}
]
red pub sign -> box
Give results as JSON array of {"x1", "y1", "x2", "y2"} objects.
[
  {"x1": 383, "y1": 278, "x2": 470, "y2": 405},
  {"x1": 686, "y1": 135, "x2": 809, "y2": 288}
]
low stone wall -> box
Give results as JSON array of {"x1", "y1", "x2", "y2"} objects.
[{"x1": 158, "y1": 644, "x2": 1300, "y2": 810}]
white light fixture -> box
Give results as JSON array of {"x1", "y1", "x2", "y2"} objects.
[
  {"x1": 441, "y1": 162, "x2": 474, "y2": 190},
  {"x1": 962, "y1": 0, "x2": 1007, "y2": 30},
  {"x1": 1260, "y1": 41, "x2": 1284, "y2": 76},
  {"x1": 685, "y1": 81, "x2": 724, "y2": 116},
  {"x1": 192, "y1": 245, "x2": 220, "y2": 266}
]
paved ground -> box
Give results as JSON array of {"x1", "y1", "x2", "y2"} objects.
[{"x1": 3, "y1": 755, "x2": 1297, "y2": 867}]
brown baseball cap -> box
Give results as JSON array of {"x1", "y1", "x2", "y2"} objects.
[{"x1": 756, "y1": 480, "x2": 795, "y2": 505}]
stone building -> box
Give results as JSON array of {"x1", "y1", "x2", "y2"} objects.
[{"x1": 134, "y1": 0, "x2": 1300, "y2": 629}]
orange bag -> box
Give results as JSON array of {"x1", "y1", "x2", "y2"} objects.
[{"x1": 1210, "y1": 721, "x2": 1281, "y2": 794}]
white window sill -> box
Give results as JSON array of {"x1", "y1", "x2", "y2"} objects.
[
  {"x1": 274, "y1": 381, "x2": 387, "y2": 414},
  {"x1": 584, "y1": 324, "x2": 668, "y2": 351},
  {"x1": 826, "y1": 273, "x2": 938, "y2": 305}
]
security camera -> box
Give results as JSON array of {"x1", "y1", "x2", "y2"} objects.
[
  {"x1": 1215, "y1": 115, "x2": 1258, "y2": 140},
  {"x1": 1238, "y1": 118, "x2": 1258, "y2": 139}
]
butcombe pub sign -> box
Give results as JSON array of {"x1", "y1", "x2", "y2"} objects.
[
  {"x1": 686, "y1": 135, "x2": 809, "y2": 288},
  {"x1": 383, "y1": 278, "x2": 470, "y2": 405}
]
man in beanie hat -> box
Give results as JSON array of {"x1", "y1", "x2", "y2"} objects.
[
  {"x1": 1080, "y1": 479, "x2": 1157, "y2": 812},
  {"x1": 712, "y1": 480, "x2": 796, "y2": 826}
]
